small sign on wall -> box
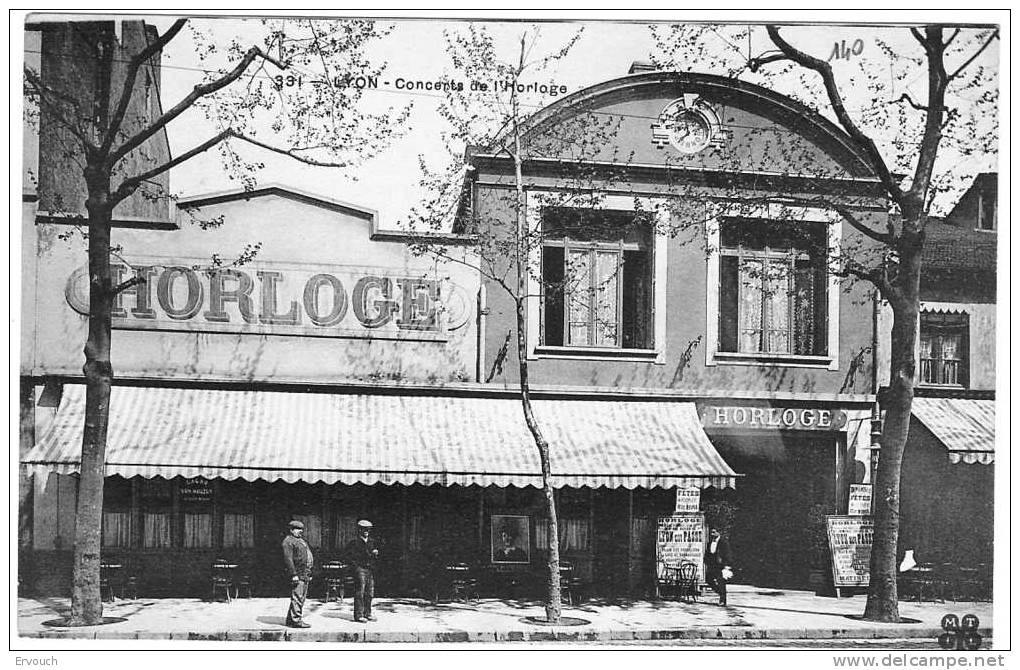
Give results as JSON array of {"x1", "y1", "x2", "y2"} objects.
[
  {"x1": 675, "y1": 487, "x2": 701, "y2": 513},
  {"x1": 848, "y1": 484, "x2": 872, "y2": 516},
  {"x1": 180, "y1": 476, "x2": 213, "y2": 503}
]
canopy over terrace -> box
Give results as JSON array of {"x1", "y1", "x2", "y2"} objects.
[
  {"x1": 24, "y1": 385, "x2": 738, "y2": 490},
  {"x1": 911, "y1": 397, "x2": 996, "y2": 465}
]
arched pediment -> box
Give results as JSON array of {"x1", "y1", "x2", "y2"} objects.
[{"x1": 491, "y1": 71, "x2": 875, "y2": 179}]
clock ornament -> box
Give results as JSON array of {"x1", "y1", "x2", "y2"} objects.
[{"x1": 651, "y1": 94, "x2": 726, "y2": 154}]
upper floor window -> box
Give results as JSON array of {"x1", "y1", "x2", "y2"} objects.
[
  {"x1": 718, "y1": 219, "x2": 829, "y2": 357},
  {"x1": 919, "y1": 312, "x2": 968, "y2": 386},
  {"x1": 540, "y1": 207, "x2": 654, "y2": 350},
  {"x1": 978, "y1": 191, "x2": 996, "y2": 231}
]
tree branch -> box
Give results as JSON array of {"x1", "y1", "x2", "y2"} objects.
[
  {"x1": 101, "y1": 18, "x2": 187, "y2": 156},
  {"x1": 764, "y1": 25, "x2": 905, "y2": 204},
  {"x1": 108, "y1": 45, "x2": 287, "y2": 167},
  {"x1": 24, "y1": 67, "x2": 94, "y2": 149},
  {"x1": 948, "y1": 29, "x2": 999, "y2": 81},
  {"x1": 110, "y1": 129, "x2": 233, "y2": 204},
  {"x1": 746, "y1": 51, "x2": 788, "y2": 72},
  {"x1": 908, "y1": 26, "x2": 949, "y2": 209}
]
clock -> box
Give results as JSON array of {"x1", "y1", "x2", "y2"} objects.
[
  {"x1": 651, "y1": 95, "x2": 725, "y2": 155},
  {"x1": 669, "y1": 109, "x2": 713, "y2": 154}
]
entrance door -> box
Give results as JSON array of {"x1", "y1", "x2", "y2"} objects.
[{"x1": 711, "y1": 435, "x2": 835, "y2": 590}]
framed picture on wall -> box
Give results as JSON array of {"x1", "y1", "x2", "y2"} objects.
[{"x1": 491, "y1": 514, "x2": 530, "y2": 564}]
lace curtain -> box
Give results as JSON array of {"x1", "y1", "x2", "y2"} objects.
[
  {"x1": 102, "y1": 511, "x2": 132, "y2": 548},
  {"x1": 142, "y1": 512, "x2": 171, "y2": 548},
  {"x1": 535, "y1": 518, "x2": 591, "y2": 552},
  {"x1": 183, "y1": 513, "x2": 212, "y2": 548},
  {"x1": 222, "y1": 513, "x2": 254, "y2": 548}
]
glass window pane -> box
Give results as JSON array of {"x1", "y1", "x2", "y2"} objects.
[
  {"x1": 183, "y1": 513, "x2": 212, "y2": 548},
  {"x1": 143, "y1": 512, "x2": 172, "y2": 548},
  {"x1": 223, "y1": 513, "x2": 254, "y2": 548},
  {"x1": 765, "y1": 260, "x2": 791, "y2": 353},
  {"x1": 595, "y1": 251, "x2": 620, "y2": 346},
  {"x1": 738, "y1": 258, "x2": 763, "y2": 352},
  {"x1": 566, "y1": 250, "x2": 591, "y2": 345},
  {"x1": 102, "y1": 511, "x2": 132, "y2": 548}
]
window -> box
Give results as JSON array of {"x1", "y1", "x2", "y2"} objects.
[
  {"x1": 920, "y1": 312, "x2": 968, "y2": 386},
  {"x1": 978, "y1": 191, "x2": 996, "y2": 231},
  {"x1": 140, "y1": 477, "x2": 172, "y2": 548},
  {"x1": 183, "y1": 513, "x2": 213, "y2": 548},
  {"x1": 718, "y1": 218, "x2": 829, "y2": 356},
  {"x1": 540, "y1": 207, "x2": 653, "y2": 349},
  {"x1": 102, "y1": 512, "x2": 133, "y2": 548},
  {"x1": 142, "y1": 512, "x2": 172, "y2": 548},
  {"x1": 334, "y1": 515, "x2": 358, "y2": 550},
  {"x1": 535, "y1": 518, "x2": 592, "y2": 552},
  {"x1": 293, "y1": 514, "x2": 322, "y2": 548},
  {"x1": 222, "y1": 513, "x2": 254, "y2": 549}
]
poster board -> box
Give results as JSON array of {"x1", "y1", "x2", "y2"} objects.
[
  {"x1": 848, "y1": 484, "x2": 872, "y2": 516},
  {"x1": 826, "y1": 515, "x2": 873, "y2": 587},
  {"x1": 674, "y1": 488, "x2": 701, "y2": 513},
  {"x1": 655, "y1": 513, "x2": 706, "y2": 584}
]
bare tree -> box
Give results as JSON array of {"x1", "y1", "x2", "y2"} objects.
[
  {"x1": 406, "y1": 24, "x2": 639, "y2": 623},
  {"x1": 23, "y1": 16, "x2": 408, "y2": 626},
  {"x1": 652, "y1": 22, "x2": 998, "y2": 622}
]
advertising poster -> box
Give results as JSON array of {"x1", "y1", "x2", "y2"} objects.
[
  {"x1": 826, "y1": 515, "x2": 874, "y2": 587},
  {"x1": 656, "y1": 513, "x2": 706, "y2": 584}
]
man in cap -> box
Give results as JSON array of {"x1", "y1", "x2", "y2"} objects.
[
  {"x1": 343, "y1": 519, "x2": 379, "y2": 622},
  {"x1": 282, "y1": 519, "x2": 314, "y2": 627}
]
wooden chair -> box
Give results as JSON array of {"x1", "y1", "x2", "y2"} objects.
[
  {"x1": 236, "y1": 574, "x2": 254, "y2": 599},
  {"x1": 446, "y1": 563, "x2": 479, "y2": 603},
  {"x1": 655, "y1": 561, "x2": 682, "y2": 600},
  {"x1": 679, "y1": 562, "x2": 700, "y2": 603},
  {"x1": 211, "y1": 560, "x2": 236, "y2": 602}
]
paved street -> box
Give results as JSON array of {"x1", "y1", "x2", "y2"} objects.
[{"x1": 18, "y1": 584, "x2": 993, "y2": 646}]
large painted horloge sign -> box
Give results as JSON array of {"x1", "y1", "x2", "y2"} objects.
[{"x1": 64, "y1": 258, "x2": 473, "y2": 341}]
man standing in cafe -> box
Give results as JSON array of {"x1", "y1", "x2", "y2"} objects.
[
  {"x1": 282, "y1": 519, "x2": 314, "y2": 628},
  {"x1": 343, "y1": 519, "x2": 379, "y2": 623}
]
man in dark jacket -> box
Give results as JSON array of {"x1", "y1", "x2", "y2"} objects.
[
  {"x1": 343, "y1": 519, "x2": 379, "y2": 622},
  {"x1": 282, "y1": 519, "x2": 314, "y2": 627},
  {"x1": 704, "y1": 526, "x2": 732, "y2": 606}
]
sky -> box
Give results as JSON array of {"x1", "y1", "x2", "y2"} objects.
[{"x1": 37, "y1": 12, "x2": 1005, "y2": 227}]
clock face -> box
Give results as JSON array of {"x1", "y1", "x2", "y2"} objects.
[{"x1": 669, "y1": 110, "x2": 712, "y2": 154}]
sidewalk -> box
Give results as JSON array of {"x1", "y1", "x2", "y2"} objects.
[{"x1": 18, "y1": 585, "x2": 993, "y2": 644}]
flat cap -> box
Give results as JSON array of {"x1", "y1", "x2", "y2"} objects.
[
  {"x1": 289, "y1": 520, "x2": 305, "y2": 529},
  {"x1": 357, "y1": 519, "x2": 373, "y2": 529}
]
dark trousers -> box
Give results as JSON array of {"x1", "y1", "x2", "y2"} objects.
[
  {"x1": 706, "y1": 567, "x2": 727, "y2": 604},
  {"x1": 287, "y1": 578, "x2": 309, "y2": 624},
  {"x1": 354, "y1": 567, "x2": 375, "y2": 620}
]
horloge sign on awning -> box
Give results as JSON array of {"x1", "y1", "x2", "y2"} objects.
[
  {"x1": 702, "y1": 405, "x2": 847, "y2": 431},
  {"x1": 64, "y1": 258, "x2": 472, "y2": 341}
]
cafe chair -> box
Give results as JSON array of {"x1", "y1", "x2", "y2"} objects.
[
  {"x1": 321, "y1": 561, "x2": 351, "y2": 603},
  {"x1": 211, "y1": 560, "x2": 236, "y2": 602},
  {"x1": 446, "y1": 563, "x2": 478, "y2": 603},
  {"x1": 99, "y1": 575, "x2": 115, "y2": 602},
  {"x1": 679, "y1": 562, "x2": 700, "y2": 603},
  {"x1": 655, "y1": 561, "x2": 681, "y2": 600},
  {"x1": 236, "y1": 574, "x2": 254, "y2": 599},
  {"x1": 122, "y1": 574, "x2": 139, "y2": 600},
  {"x1": 559, "y1": 562, "x2": 586, "y2": 606}
]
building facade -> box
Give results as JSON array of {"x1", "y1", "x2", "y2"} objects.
[
  {"x1": 23, "y1": 51, "x2": 920, "y2": 599},
  {"x1": 462, "y1": 66, "x2": 886, "y2": 593}
]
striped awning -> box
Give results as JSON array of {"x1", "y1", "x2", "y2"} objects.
[
  {"x1": 23, "y1": 385, "x2": 737, "y2": 489},
  {"x1": 912, "y1": 397, "x2": 995, "y2": 465}
]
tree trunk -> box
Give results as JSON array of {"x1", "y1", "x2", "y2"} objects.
[
  {"x1": 68, "y1": 181, "x2": 114, "y2": 626},
  {"x1": 863, "y1": 236, "x2": 922, "y2": 622},
  {"x1": 514, "y1": 297, "x2": 563, "y2": 622}
]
